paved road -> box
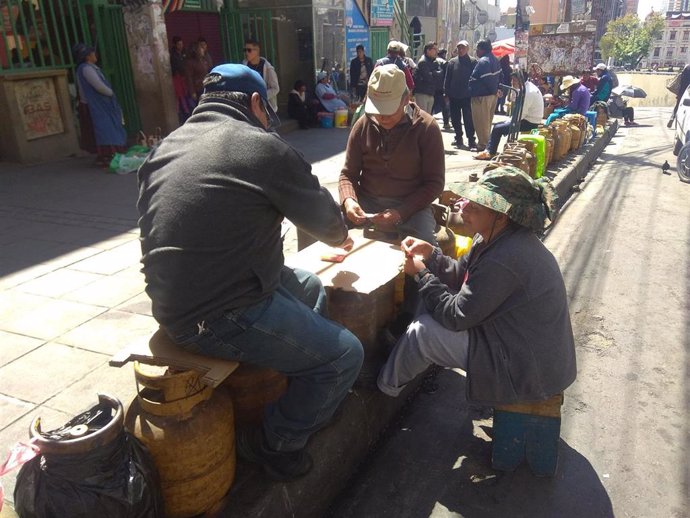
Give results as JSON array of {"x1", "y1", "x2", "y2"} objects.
[{"x1": 327, "y1": 107, "x2": 690, "y2": 518}]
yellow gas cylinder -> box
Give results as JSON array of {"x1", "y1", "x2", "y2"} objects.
[
  {"x1": 454, "y1": 235, "x2": 473, "y2": 258},
  {"x1": 222, "y1": 364, "x2": 288, "y2": 425},
  {"x1": 125, "y1": 363, "x2": 236, "y2": 518}
]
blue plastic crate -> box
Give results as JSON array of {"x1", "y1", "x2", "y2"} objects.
[{"x1": 492, "y1": 409, "x2": 561, "y2": 477}]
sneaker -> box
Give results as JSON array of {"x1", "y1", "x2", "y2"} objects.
[
  {"x1": 452, "y1": 138, "x2": 464, "y2": 148},
  {"x1": 443, "y1": 124, "x2": 452, "y2": 131},
  {"x1": 236, "y1": 427, "x2": 313, "y2": 481},
  {"x1": 468, "y1": 141, "x2": 478, "y2": 152}
]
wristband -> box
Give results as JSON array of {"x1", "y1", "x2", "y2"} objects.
[{"x1": 414, "y1": 268, "x2": 431, "y2": 283}]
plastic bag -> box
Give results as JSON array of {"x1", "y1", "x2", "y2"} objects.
[
  {"x1": 109, "y1": 145, "x2": 151, "y2": 175},
  {"x1": 14, "y1": 399, "x2": 162, "y2": 518}
]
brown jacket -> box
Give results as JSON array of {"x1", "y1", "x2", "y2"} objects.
[{"x1": 339, "y1": 103, "x2": 445, "y2": 221}]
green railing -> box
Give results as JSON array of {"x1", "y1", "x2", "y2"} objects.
[
  {"x1": 0, "y1": 0, "x2": 90, "y2": 73},
  {"x1": 1, "y1": 0, "x2": 140, "y2": 134}
]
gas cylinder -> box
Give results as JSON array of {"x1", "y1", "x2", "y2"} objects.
[
  {"x1": 125, "y1": 363, "x2": 236, "y2": 518},
  {"x1": 222, "y1": 364, "x2": 288, "y2": 425}
]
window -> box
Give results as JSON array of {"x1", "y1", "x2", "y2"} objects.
[
  {"x1": 684, "y1": 31, "x2": 690, "y2": 41},
  {"x1": 670, "y1": 31, "x2": 677, "y2": 41},
  {"x1": 667, "y1": 49, "x2": 674, "y2": 57},
  {"x1": 682, "y1": 47, "x2": 688, "y2": 53},
  {"x1": 654, "y1": 47, "x2": 661, "y2": 57}
]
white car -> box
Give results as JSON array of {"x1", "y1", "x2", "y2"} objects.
[{"x1": 673, "y1": 84, "x2": 690, "y2": 182}]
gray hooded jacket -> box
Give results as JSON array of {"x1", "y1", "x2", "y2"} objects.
[{"x1": 420, "y1": 225, "x2": 577, "y2": 404}]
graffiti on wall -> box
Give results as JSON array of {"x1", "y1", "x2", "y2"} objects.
[{"x1": 15, "y1": 77, "x2": 64, "y2": 140}]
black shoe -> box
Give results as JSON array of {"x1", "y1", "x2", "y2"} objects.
[
  {"x1": 236, "y1": 427, "x2": 313, "y2": 481},
  {"x1": 468, "y1": 141, "x2": 477, "y2": 152},
  {"x1": 453, "y1": 138, "x2": 464, "y2": 148}
]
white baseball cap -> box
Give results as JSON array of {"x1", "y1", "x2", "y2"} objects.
[
  {"x1": 594, "y1": 63, "x2": 607, "y2": 71},
  {"x1": 365, "y1": 64, "x2": 407, "y2": 116}
]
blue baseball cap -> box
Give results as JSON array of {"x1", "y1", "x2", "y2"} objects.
[{"x1": 202, "y1": 63, "x2": 279, "y2": 128}]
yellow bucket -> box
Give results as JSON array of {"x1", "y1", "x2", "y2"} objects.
[{"x1": 334, "y1": 109, "x2": 349, "y2": 128}]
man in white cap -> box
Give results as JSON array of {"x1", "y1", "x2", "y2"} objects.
[
  {"x1": 339, "y1": 64, "x2": 444, "y2": 244},
  {"x1": 592, "y1": 63, "x2": 613, "y2": 103},
  {"x1": 375, "y1": 40, "x2": 415, "y2": 91}
]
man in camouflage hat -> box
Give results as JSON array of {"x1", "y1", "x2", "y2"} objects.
[{"x1": 377, "y1": 167, "x2": 577, "y2": 405}]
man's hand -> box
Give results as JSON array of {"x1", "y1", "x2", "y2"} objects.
[
  {"x1": 403, "y1": 254, "x2": 426, "y2": 276},
  {"x1": 343, "y1": 198, "x2": 368, "y2": 225},
  {"x1": 401, "y1": 236, "x2": 433, "y2": 261},
  {"x1": 338, "y1": 234, "x2": 355, "y2": 252},
  {"x1": 371, "y1": 209, "x2": 402, "y2": 231}
]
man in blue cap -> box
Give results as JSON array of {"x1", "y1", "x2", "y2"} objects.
[{"x1": 137, "y1": 64, "x2": 363, "y2": 481}]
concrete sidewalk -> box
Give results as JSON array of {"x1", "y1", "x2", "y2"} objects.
[{"x1": 0, "y1": 117, "x2": 614, "y2": 514}]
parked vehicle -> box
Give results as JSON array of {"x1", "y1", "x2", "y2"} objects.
[{"x1": 673, "y1": 84, "x2": 690, "y2": 182}]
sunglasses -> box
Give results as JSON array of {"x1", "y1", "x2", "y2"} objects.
[{"x1": 243, "y1": 48, "x2": 255, "y2": 53}]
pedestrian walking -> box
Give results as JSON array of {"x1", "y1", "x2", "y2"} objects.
[{"x1": 469, "y1": 39, "x2": 501, "y2": 151}]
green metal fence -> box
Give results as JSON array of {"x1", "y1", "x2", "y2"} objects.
[
  {"x1": 0, "y1": 0, "x2": 90, "y2": 72},
  {"x1": 1, "y1": 0, "x2": 140, "y2": 134}
]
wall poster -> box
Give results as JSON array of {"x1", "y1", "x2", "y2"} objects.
[{"x1": 15, "y1": 77, "x2": 64, "y2": 140}]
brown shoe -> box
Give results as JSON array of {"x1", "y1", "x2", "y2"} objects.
[{"x1": 473, "y1": 151, "x2": 494, "y2": 160}]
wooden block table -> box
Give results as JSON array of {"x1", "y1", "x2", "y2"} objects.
[{"x1": 285, "y1": 229, "x2": 405, "y2": 366}]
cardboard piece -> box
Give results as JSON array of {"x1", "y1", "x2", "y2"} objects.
[
  {"x1": 285, "y1": 230, "x2": 404, "y2": 295},
  {"x1": 109, "y1": 328, "x2": 239, "y2": 387}
]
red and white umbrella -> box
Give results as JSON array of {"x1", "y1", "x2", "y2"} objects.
[{"x1": 492, "y1": 37, "x2": 515, "y2": 58}]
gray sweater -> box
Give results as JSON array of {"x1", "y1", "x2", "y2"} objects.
[
  {"x1": 137, "y1": 99, "x2": 347, "y2": 335},
  {"x1": 420, "y1": 225, "x2": 577, "y2": 404}
]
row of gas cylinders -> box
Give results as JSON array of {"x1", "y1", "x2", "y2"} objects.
[
  {"x1": 483, "y1": 113, "x2": 592, "y2": 179},
  {"x1": 24, "y1": 363, "x2": 288, "y2": 518}
]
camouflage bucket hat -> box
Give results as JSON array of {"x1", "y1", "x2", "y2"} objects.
[{"x1": 448, "y1": 166, "x2": 559, "y2": 232}]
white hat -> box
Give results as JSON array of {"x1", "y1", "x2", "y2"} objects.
[
  {"x1": 457, "y1": 40, "x2": 470, "y2": 47},
  {"x1": 387, "y1": 40, "x2": 403, "y2": 53},
  {"x1": 365, "y1": 64, "x2": 407, "y2": 116},
  {"x1": 594, "y1": 63, "x2": 607, "y2": 71},
  {"x1": 561, "y1": 75, "x2": 579, "y2": 90},
  {"x1": 316, "y1": 71, "x2": 328, "y2": 82}
]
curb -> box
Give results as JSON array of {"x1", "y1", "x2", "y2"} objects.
[
  {"x1": 219, "y1": 382, "x2": 421, "y2": 518},
  {"x1": 550, "y1": 120, "x2": 619, "y2": 207}
]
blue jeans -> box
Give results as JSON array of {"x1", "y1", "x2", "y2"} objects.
[{"x1": 173, "y1": 267, "x2": 364, "y2": 452}]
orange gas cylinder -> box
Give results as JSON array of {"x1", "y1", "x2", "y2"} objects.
[
  {"x1": 125, "y1": 363, "x2": 236, "y2": 518},
  {"x1": 222, "y1": 364, "x2": 288, "y2": 425}
]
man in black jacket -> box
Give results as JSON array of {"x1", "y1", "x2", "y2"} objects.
[
  {"x1": 137, "y1": 64, "x2": 363, "y2": 482},
  {"x1": 413, "y1": 41, "x2": 444, "y2": 114},
  {"x1": 349, "y1": 44, "x2": 374, "y2": 101},
  {"x1": 444, "y1": 40, "x2": 477, "y2": 148}
]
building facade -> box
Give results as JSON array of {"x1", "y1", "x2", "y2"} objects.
[{"x1": 644, "y1": 11, "x2": 690, "y2": 69}]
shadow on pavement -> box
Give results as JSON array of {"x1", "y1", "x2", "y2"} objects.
[{"x1": 328, "y1": 369, "x2": 613, "y2": 518}]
